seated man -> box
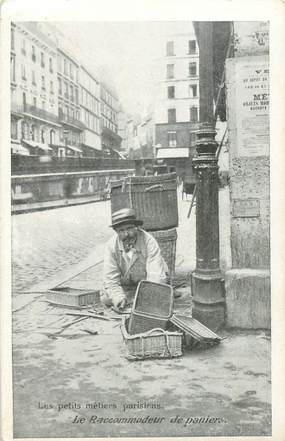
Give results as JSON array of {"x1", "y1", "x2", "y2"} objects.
[{"x1": 102, "y1": 208, "x2": 168, "y2": 310}]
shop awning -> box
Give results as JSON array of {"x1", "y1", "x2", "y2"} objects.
[
  {"x1": 111, "y1": 149, "x2": 126, "y2": 159},
  {"x1": 156, "y1": 148, "x2": 190, "y2": 159},
  {"x1": 66, "y1": 144, "x2": 82, "y2": 154},
  {"x1": 11, "y1": 142, "x2": 29, "y2": 156},
  {"x1": 23, "y1": 139, "x2": 53, "y2": 151}
]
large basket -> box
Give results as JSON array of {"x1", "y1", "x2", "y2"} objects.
[
  {"x1": 110, "y1": 173, "x2": 178, "y2": 231},
  {"x1": 149, "y1": 228, "x2": 177, "y2": 277},
  {"x1": 121, "y1": 316, "x2": 183, "y2": 360},
  {"x1": 128, "y1": 281, "x2": 174, "y2": 335}
]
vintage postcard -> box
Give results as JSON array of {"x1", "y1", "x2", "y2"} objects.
[{"x1": 1, "y1": 0, "x2": 285, "y2": 440}]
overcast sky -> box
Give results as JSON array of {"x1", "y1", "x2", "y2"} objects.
[{"x1": 56, "y1": 21, "x2": 194, "y2": 116}]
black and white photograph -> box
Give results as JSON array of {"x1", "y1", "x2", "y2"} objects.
[{"x1": 1, "y1": 1, "x2": 285, "y2": 439}]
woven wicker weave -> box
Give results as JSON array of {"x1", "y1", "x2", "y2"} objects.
[
  {"x1": 46, "y1": 287, "x2": 100, "y2": 308},
  {"x1": 110, "y1": 173, "x2": 178, "y2": 231},
  {"x1": 121, "y1": 316, "x2": 183, "y2": 360},
  {"x1": 149, "y1": 228, "x2": 177, "y2": 277},
  {"x1": 128, "y1": 281, "x2": 174, "y2": 335}
]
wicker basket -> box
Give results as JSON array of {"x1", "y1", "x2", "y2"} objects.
[
  {"x1": 46, "y1": 287, "x2": 100, "y2": 308},
  {"x1": 110, "y1": 173, "x2": 178, "y2": 231},
  {"x1": 128, "y1": 281, "x2": 174, "y2": 335},
  {"x1": 121, "y1": 316, "x2": 183, "y2": 360},
  {"x1": 149, "y1": 228, "x2": 177, "y2": 278}
]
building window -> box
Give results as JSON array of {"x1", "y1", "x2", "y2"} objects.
[
  {"x1": 168, "y1": 132, "x2": 177, "y2": 147},
  {"x1": 11, "y1": 28, "x2": 15, "y2": 51},
  {"x1": 50, "y1": 129, "x2": 55, "y2": 145},
  {"x1": 166, "y1": 41, "x2": 175, "y2": 56},
  {"x1": 11, "y1": 55, "x2": 16, "y2": 83},
  {"x1": 32, "y1": 71, "x2": 36, "y2": 85},
  {"x1": 64, "y1": 59, "x2": 68, "y2": 75},
  {"x1": 21, "y1": 121, "x2": 28, "y2": 140},
  {"x1": 70, "y1": 63, "x2": 74, "y2": 79},
  {"x1": 42, "y1": 100, "x2": 45, "y2": 110},
  {"x1": 21, "y1": 65, "x2": 26, "y2": 80},
  {"x1": 189, "y1": 62, "x2": 197, "y2": 77},
  {"x1": 33, "y1": 97, "x2": 37, "y2": 107},
  {"x1": 57, "y1": 55, "x2": 62, "y2": 72},
  {"x1": 50, "y1": 80, "x2": 54, "y2": 94},
  {"x1": 58, "y1": 78, "x2": 62, "y2": 95},
  {"x1": 190, "y1": 106, "x2": 198, "y2": 122},
  {"x1": 189, "y1": 131, "x2": 197, "y2": 146},
  {"x1": 32, "y1": 46, "x2": 36, "y2": 62},
  {"x1": 188, "y1": 40, "x2": 197, "y2": 54},
  {"x1": 11, "y1": 119, "x2": 17, "y2": 139},
  {"x1": 70, "y1": 85, "x2": 74, "y2": 102},
  {"x1": 168, "y1": 108, "x2": 176, "y2": 123},
  {"x1": 41, "y1": 52, "x2": 45, "y2": 68},
  {"x1": 166, "y1": 64, "x2": 174, "y2": 79},
  {"x1": 49, "y1": 57, "x2": 53, "y2": 73},
  {"x1": 64, "y1": 82, "x2": 68, "y2": 99},
  {"x1": 168, "y1": 86, "x2": 175, "y2": 99},
  {"x1": 189, "y1": 84, "x2": 197, "y2": 98},
  {"x1": 21, "y1": 39, "x2": 26, "y2": 55},
  {"x1": 41, "y1": 75, "x2": 45, "y2": 90},
  {"x1": 75, "y1": 88, "x2": 78, "y2": 104},
  {"x1": 31, "y1": 125, "x2": 36, "y2": 141},
  {"x1": 41, "y1": 129, "x2": 45, "y2": 143}
]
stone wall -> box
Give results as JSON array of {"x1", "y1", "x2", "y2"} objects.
[{"x1": 224, "y1": 22, "x2": 270, "y2": 329}]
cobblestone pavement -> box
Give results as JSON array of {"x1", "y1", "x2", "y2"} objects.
[
  {"x1": 12, "y1": 189, "x2": 198, "y2": 294},
  {"x1": 10, "y1": 189, "x2": 271, "y2": 438},
  {"x1": 12, "y1": 200, "x2": 113, "y2": 293}
]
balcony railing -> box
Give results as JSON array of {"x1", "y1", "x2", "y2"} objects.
[
  {"x1": 23, "y1": 103, "x2": 59, "y2": 124},
  {"x1": 58, "y1": 110, "x2": 85, "y2": 130},
  {"x1": 11, "y1": 102, "x2": 25, "y2": 115}
]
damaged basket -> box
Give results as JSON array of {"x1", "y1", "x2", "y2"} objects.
[{"x1": 121, "y1": 315, "x2": 183, "y2": 360}]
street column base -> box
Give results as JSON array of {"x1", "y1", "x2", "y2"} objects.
[
  {"x1": 225, "y1": 268, "x2": 270, "y2": 329},
  {"x1": 191, "y1": 271, "x2": 225, "y2": 331}
]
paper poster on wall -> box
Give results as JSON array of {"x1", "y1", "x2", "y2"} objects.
[{"x1": 235, "y1": 58, "x2": 269, "y2": 157}]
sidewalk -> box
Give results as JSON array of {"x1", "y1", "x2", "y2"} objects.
[{"x1": 11, "y1": 192, "x2": 271, "y2": 438}]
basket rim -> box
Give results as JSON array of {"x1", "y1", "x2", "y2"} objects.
[{"x1": 121, "y1": 315, "x2": 182, "y2": 340}]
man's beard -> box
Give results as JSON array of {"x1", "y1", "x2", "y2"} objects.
[{"x1": 123, "y1": 237, "x2": 136, "y2": 252}]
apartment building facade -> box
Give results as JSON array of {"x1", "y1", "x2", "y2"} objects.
[
  {"x1": 11, "y1": 22, "x2": 61, "y2": 156},
  {"x1": 57, "y1": 47, "x2": 85, "y2": 157},
  {"x1": 79, "y1": 65, "x2": 101, "y2": 157},
  {"x1": 154, "y1": 32, "x2": 199, "y2": 161},
  {"x1": 100, "y1": 82, "x2": 122, "y2": 154}
]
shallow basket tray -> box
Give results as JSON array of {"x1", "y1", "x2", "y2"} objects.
[
  {"x1": 46, "y1": 286, "x2": 101, "y2": 308},
  {"x1": 121, "y1": 315, "x2": 183, "y2": 361}
]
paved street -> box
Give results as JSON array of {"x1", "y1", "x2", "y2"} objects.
[
  {"x1": 12, "y1": 187, "x2": 198, "y2": 295},
  {"x1": 11, "y1": 191, "x2": 271, "y2": 438},
  {"x1": 12, "y1": 200, "x2": 113, "y2": 293}
]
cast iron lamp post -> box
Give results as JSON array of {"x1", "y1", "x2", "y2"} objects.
[{"x1": 191, "y1": 21, "x2": 225, "y2": 331}]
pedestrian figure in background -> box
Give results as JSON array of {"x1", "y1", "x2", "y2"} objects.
[{"x1": 101, "y1": 208, "x2": 168, "y2": 310}]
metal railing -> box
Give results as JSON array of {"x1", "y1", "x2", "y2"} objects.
[
  {"x1": 23, "y1": 104, "x2": 59, "y2": 124},
  {"x1": 58, "y1": 110, "x2": 85, "y2": 130}
]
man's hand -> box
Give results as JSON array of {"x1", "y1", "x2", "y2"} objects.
[{"x1": 113, "y1": 297, "x2": 127, "y2": 311}]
